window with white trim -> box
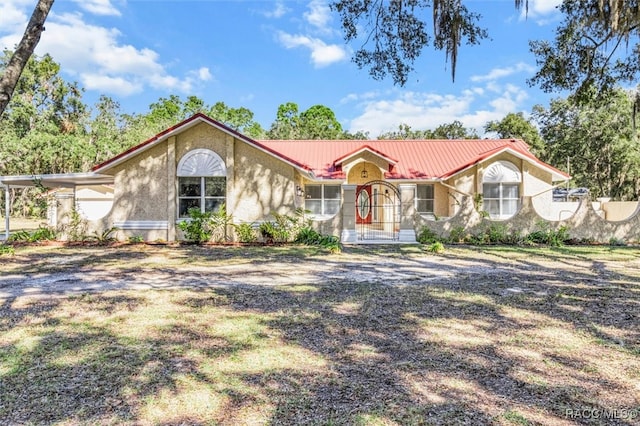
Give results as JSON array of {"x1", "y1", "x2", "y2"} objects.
[
  {"x1": 415, "y1": 184, "x2": 434, "y2": 214},
  {"x1": 305, "y1": 184, "x2": 341, "y2": 216},
  {"x1": 177, "y1": 149, "x2": 226, "y2": 218},
  {"x1": 482, "y1": 161, "x2": 521, "y2": 219}
]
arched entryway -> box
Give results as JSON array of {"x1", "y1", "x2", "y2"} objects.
[{"x1": 355, "y1": 180, "x2": 401, "y2": 241}]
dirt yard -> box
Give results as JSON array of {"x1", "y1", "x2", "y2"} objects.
[{"x1": 0, "y1": 244, "x2": 638, "y2": 425}]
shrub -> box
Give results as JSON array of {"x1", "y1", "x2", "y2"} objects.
[
  {"x1": 64, "y1": 208, "x2": 89, "y2": 242},
  {"x1": 128, "y1": 235, "x2": 144, "y2": 244},
  {"x1": 179, "y1": 208, "x2": 214, "y2": 244},
  {"x1": 294, "y1": 226, "x2": 323, "y2": 245},
  {"x1": 321, "y1": 235, "x2": 342, "y2": 253},
  {"x1": 259, "y1": 221, "x2": 278, "y2": 243},
  {"x1": 234, "y1": 223, "x2": 257, "y2": 243},
  {"x1": 485, "y1": 223, "x2": 508, "y2": 244},
  {"x1": 210, "y1": 204, "x2": 233, "y2": 242},
  {"x1": 260, "y1": 208, "x2": 309, "y2": 243},
  {"x1": 91, "y1": 227, "x2": 119, "y2": 244},
  {"x1": 294, "y1": 226, "x2": 342, "y2": 253},
  {"x1": 447, "y1": 226, "x2": 467, "y2": 244},
  {"x1": 525, "y1": 222, "x2": 570, "y2": 247},
  {"x1": 7, "y1": 230, "x2": 30, "y2": 243},
  {"x1": 0, "y1": 244, "x2": 15, "y2": 256},
  {"x1": 609, "y1": 237, "x2": 626, "y2": 246},
  {"x1": 417, "y1": 227, "x2": 441, "y2": 244},
  {"x1": 426, "y1": 241, "x2": 445, "y2": 253},
  {"x1": 8, "y1": 225, "x2": 57, "y2": 243}
]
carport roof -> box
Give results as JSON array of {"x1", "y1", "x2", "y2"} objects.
[{"x1": 0, "y1": 172, "x2": 114, "y2": 188}]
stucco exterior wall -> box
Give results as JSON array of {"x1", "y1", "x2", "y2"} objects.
[
  {"x1": 602, "y1": 201, "x2": 639, "y2": 221},
  {"x1": 63, "y1": 122, "x2": 304, "y2": 242},
  {"x1": 533, "y1": 198, "x2": 580, "y2": 221},
  {"x1": 233, "y1": 141, "x2": 297, "y2": 223},
  {"x1": 108, "y1": 141, "x2": 170, "y2": 224},
  {"x1": 416, "y1": 195, "x2": 640, "y2": 243},
  {"x1": 522, "y1": 162, "x2": 552, "y2": 196},
  {"x1": 175, "y1": 123, "x2": 228, "y2": 167},
  {"x1": 346, "y1": 160, "x2": 385, "y2": 184},
  {"x1": 449, "y1": 168, "x2": 475, "y2": 197}
]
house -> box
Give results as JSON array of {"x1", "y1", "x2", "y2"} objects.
[{"x1": 1, "y1": 113, "x2": 571, "y2": 243}]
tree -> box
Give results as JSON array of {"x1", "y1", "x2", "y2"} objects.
[
  {"x1": 267, "y1": 102, "x2": 301, "y2": 139},
  {"x1": 0, "y1": 0, "x2": 55, "y2": 117},
  {"x1": 529, "y1": 0, "x2": 640, "y2": 100},
  {"x1": 299, "y1": 105, "x2": 343, "y2": 139},
  {"x1": 331, "y1": 0, "x2": 638, "y2": 90},
  {"x1": 140, "y1": 96, "x2": 264, "y2": 139},
  {"x1": 267, "y1": 103, "x2": 343, "y2": 140},
  {"x1": 378, "y1": 123, "x2": 432, "y2": 140},
  {"x1": 331, "y1": 0, "x2": 490, "y2": 85},
  {"x1": 533, "y1": 88, "x2": 640, "y2": 200},
  {"x1": 89, "y1": 95, "x2": 128, "y2": 163},
  {"x1": 484, "y1": 112, "x2": 546, "y2": 156},
  {"x1": 208, "y1": 101, "x2": 264, "y2": 138},
  {"x1": 377, "y1": 121, "x2": 478, "y2": 140},
  {"x1": 430, "y1": 120, "x2": 478, "y2": 139},
  {"x1": 0, "y1": 52, "x2": 90, "y2": 175},
  {"x1": 342, "y1": 129, "x2": 371, "y2": 139}
]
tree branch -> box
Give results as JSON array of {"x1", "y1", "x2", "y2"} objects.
[{"x1": 0, "y1": 0, "x2": 55, "y2": 118}]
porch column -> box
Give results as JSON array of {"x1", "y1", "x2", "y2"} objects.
[
  {"x1": 167, "y1": 136, "x2": 176, "y2": 241},
  {"x1": 225, "y1": 135, "x2": 235, "y2": 241},
  {"x1": 4, "y1": 185, "x2": 9, "y2": 241},
  {"x1": 341, "y1": 184, "x2": 357, "y2": 243},
  {"x1": 55, "y1": 193, "x2": 75, "y2": 241},
  {"x1": 398, "y1": 184, "x2": 417, "y2": 242}
]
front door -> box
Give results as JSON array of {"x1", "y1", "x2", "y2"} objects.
[
  {"x1": 356, "y1": 185, "x2": 372, "y2": 224},
  {"x1": 355, "y1": 181, "x2": 401, "y2": 240}
]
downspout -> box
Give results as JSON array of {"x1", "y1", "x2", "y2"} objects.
[{"x1": 4, "y1": 185, "x2": 9, "y2": 241}]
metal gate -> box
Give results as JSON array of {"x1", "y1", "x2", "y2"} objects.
[{"x1": 355, "y1": 180, "x2": 401, "y2": 241}]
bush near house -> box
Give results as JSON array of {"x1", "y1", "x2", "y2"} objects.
[{"x1": 418, "y1": 222, "x2": 573, "y2": 247}]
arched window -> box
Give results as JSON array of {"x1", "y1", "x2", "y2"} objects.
[
  {"x1": 482, "y1": 161, "x2": 521, "y2": 219},
  {"x1": 177, "y1": 149, "x2": 226, "y2": 218}
]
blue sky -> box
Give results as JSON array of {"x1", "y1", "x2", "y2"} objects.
[{"x1": 0, "y1": 0, "x2": 565, "y2": 137}]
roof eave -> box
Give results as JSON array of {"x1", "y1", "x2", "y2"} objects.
[
  {"x1": 440, "y1": 147, "x2": 570, "y2": 182},
  {"x1": 92, "y1": 113, "x2": 315, "y2": 177},
  {"x1": 1, "y1": 172, "x2": 115, "y2": 188}
]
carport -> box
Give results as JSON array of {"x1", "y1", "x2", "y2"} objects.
[{"x1": 0, "y1": 172, "x2": 114, "y2": 240}]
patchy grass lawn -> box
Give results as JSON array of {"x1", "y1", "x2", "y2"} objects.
[{"x1": 0, "y1": 244, "x2": 639, "y2": 425}]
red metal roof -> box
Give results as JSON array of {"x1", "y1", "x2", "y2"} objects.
[
  {"x1": 91, "y1": 113, "x2": 569, "y2": 181},
  {"x1": 92, "y1": 113, "x2": 311, "y2": 173},
  {"x1": 259, "y1": 139, "x2": 570, "y2": 181}
]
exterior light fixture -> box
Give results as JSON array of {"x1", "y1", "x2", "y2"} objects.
[
  {"x1": 295, "y1": 185, "x2": 305, "y2": 197},
  {"x1": 361, "y1": 163, "x2": 368, "y2": 179}
]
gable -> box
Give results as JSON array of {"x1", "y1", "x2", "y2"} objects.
[
  {"x1": 91, "y1": 113, "x2": 569, "y2": 183},
  {"x1": 93, "y1": 113, "x2": 311, "y2": 175}
]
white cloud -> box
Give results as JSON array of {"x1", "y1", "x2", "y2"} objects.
[
  {"x1": 196, "y1": 67, "x2": 213, "y2": 82},
  {"x1": 519, "y1": 0, "x2": 562, "y2": 24},
  {"x1": 81, "y1": 73, "x2": 142, "y2": 96},
  {"x1": 0, "y1": 6, "x2": 210, "y2": 98},
  {"x1": 346, "y1": 83, "x2": 530, "y2": 137},
  {"x1": 277, "y1": 31, "x2": 347, "y2": 67},
  {"x1": 528, "y1": 0, "x2": 562, "y2": 15},
  {"x1": 304, "y1": 0, "x2": 332, "y2": 30},
  {"x1": 263, "y1": 1, "x2": 289, "y2": 19},
  {"x1": 71, "y1": 0, "x2": 121, "y2": 17},
  {"x1": 471, "y1": 62, "x2": 536, "y2": 82},
  {"x1": 340, "y1": 91, "x2": 380, "y2": 104},
  {"x1": 0, "y1": 0, "x2": 30, "y2": 36}
]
